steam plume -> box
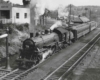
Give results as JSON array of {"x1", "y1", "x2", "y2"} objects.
[{"x1": 29, "y1": 0, "x2": 69, "y2": 34}]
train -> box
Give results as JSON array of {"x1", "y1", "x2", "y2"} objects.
[{"x1": 16, "y1": 21, "x2": 97, "y2": 69}]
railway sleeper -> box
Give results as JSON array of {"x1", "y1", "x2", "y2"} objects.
[{"x1": 48, "y1": 76, "x2": 59, "y2": 80}]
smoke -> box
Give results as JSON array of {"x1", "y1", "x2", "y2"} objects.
[
  {"x1": 30, "y1": 0, "x2": 46, "y2": 16},
  {"x1": 58, "y1": 6, "x2": 69, "y2": 19},
  {"x1": 29, "y1": 0, "x2": 69, "y2": 33},
  {"x1": 30, "y1": 0, "x2": 68, "y2": 16}
]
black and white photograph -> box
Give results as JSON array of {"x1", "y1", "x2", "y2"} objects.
[{"x1": 0, "y1": 0, "x2": 100, "y2": 80}]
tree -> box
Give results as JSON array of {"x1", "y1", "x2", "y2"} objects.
[{"x1": 23, "y1": 0, "x2": 31, "y2": 6}]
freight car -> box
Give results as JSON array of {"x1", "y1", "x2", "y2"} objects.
[{"x1": 16, "y1": 21, "x2": 97, "y2": 69}]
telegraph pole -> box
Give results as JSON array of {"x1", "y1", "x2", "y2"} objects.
[
  {"x1": 68, "y1": 4, "x2": 71, "y2": 45},
  {"x1": 90, "y1": 9, "x2": 91, "y2": 21},
  {"x1": 6, "y1": 27, "x2": 11, "y2": 71},
  {"x1": 85, "y1": 8, "x2": 91, "y2": 21}
]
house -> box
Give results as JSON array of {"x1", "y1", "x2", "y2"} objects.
[{"x1": 0, "y1": 0, "x2": 30, "y2": 24}]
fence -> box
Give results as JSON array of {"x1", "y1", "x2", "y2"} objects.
[{"x1": 0, "y1": 19, "x2": 12, "y2": 24}]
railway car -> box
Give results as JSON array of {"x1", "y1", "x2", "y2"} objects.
[
  {"x1": 70, "y1": 21, "x2": 97, "y2": 40},
  {"x1": 70, "y1": 23, "x2": 90, "y2": 39},
  {"x1": 16, "y1": 21, "x2": 97, "y2": 69},
  {"x1": 89, "y1": 21, "x2": 97, "y2": 31}
]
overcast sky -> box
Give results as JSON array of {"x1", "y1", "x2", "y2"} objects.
[{"x1": 4, "y1": 0, "x2": 100, "y2": 6}]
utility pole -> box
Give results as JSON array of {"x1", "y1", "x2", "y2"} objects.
[
  {"x1": 90, "y1": 9, "x2": 91, "y2": 21},
  {"x1": 68, "y1": 4, "x2": 71, "y2": 45},
  {"x1": 85, "y1": 8, "x2": 91, "y2": 21},
  {"x1": 6, "y1": 27, "x2": 11, "y2": 71}
]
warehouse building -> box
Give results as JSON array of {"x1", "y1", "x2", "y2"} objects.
[{"x1": 0, "y1": 0, "x2": 30, "y2": 24}]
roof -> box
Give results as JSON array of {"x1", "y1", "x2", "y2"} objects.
[
  {"x1": 0, "y1": 1, "x2": 29, "y2": 9},
  {"x1": 69, "y1": 15, "x2": 90, "y2": 23},
  {"x1": 80, "y1": 16, "x2": 90, "y2": 22},
  {"x1": 54, "y1": 27, "x2": 68, "y2": 34},
  {"x1": 71, "y1": 16, "x2": 82, "y2": 23},
  {"x1": 12, "y1": 4, "x2": 29, "y2": 8}
]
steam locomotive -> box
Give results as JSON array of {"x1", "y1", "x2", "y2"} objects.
[{"x1": 16, "y1": 21, "x2": 97, "y2": 69}]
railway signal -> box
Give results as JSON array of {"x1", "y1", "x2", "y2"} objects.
[
  {"x1": 0, "y1": 34, "x2": 8, "y2": 39},
  {"x1": 0, "y1": 27, "x2": 11, "y2": 71},
  {"x1": 6, "y1": 27, "x2": 11, "y2": 71}
]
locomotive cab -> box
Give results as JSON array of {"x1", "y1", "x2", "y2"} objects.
[
  {"x1": 53, "y1": 27, "x2": 69, "y2": 43},
  {"x1": 53, "y1": 27, "x2": 70, "y2": 48}
]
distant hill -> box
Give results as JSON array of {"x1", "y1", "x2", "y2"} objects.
[
  {"x1": 30, "y1": 5, "x2": 100, "y2": 31},
  {"x1": 66, "y1": 5, "x2": 100, "y2": 21}
]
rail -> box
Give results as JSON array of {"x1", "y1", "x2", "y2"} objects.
[
  {"x1": 43, "y1": 32, "x2": 100, "y2": 80},
  {"x1": 0, "y1": 69, "x2": 10, "y2": 77},
  {"x1": 0, "y1": 59, "x2": 43, "y2": 80}
]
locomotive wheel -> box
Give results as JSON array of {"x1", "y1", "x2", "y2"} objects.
[
  {"x1": 63, "y1": 44, "x2": 67, "y2": 48},
  {"x1": 26, "y1": 62, "x2": 33, "y2": 68},
  {"x1": 34, "y1": 56, "x2": 41, "y2": 64},
  {"x1": 38, "y1": 55, "x2": 42, "y2": 62},
  {"x1": 34, "y1": 60, "x2": 37, "y2": 65},
  {"x1": 71, "y1": 39, "x2": 75, "y2": 43},
  {"x1": 18, "y1": 62, "x2": 24, "y2": 68},
  {"x1": 37, "y1": 55, "x2": 42, "y2": 63},
  {"x1": 51, "y1": 46, "x2": 56, "y2": 54}
]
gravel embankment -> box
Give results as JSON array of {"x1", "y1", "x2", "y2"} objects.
[{"x1": 68, "y1": 39, "x2": 100, "y2": 80}]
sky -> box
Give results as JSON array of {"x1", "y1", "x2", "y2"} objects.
[{"x1": 4, "y1": 0, "x2": 100, "y2": 6}]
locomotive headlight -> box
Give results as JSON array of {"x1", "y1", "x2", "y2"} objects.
[{"x1": 25, "y1": 45, "x2": 29, "y2": 49}]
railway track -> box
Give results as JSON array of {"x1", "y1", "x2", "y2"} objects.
[
  {"x1": 43, "y1": 33, "x2": 100, "y2": 80},
  {"x1": 0, "y1": 69, "x2": 26, "y2": 80},
  {"x1": 0, "y1": 67, "x2": 37, "y2": 80},
  {"x1": 0, "y1": 60, "x2": 43, "y2": 80},
  {"x1": 0, "y1": 69, "x2": 10, "y2": 77},
  {"x1": 0, "y1": 31, "x2": 99, "y2": 80}
]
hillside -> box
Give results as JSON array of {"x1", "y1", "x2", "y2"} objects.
[{"x1": 65, "y1": 5, "x2": 100, "y2": 22}]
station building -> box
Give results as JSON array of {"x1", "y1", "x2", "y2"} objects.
[{"x1": 0, "y1": 0, "x2": 30, "y2": 24}]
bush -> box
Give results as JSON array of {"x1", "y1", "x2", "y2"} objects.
[{"x1": 0, "y1": 23, "x2": 29, "y2": 58}]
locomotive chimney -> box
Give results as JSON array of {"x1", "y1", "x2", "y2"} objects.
[{"x1": 30, "y1": 33, "x2": 34, "y2": 38}]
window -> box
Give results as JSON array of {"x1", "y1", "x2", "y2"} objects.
[
  {"x1": 24, "y1": 13, "x2": 27, "y2": 18},
  {"x1": 16, "y1": 13, "x2": 19, "y2": 18}
]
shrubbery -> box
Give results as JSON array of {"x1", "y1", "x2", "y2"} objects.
[{"x1": 0, "y1": 23, "x2": 29, "y2": 58}]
